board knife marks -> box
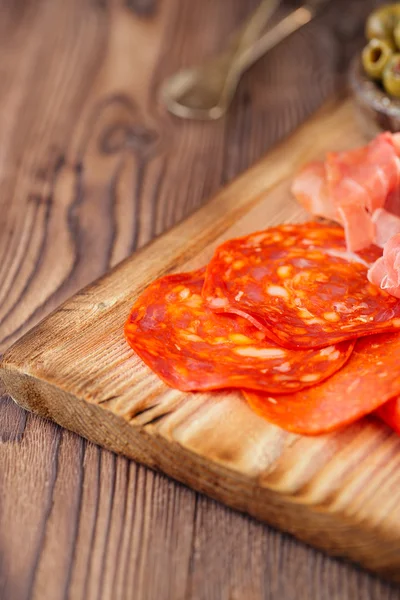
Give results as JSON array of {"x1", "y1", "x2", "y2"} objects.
[
  {"x1": 131, "y1": 390, "x2": 186, "y2": 427},
  {"x1": 112, "y1": 380, "x2": 171, "y2": 422}
]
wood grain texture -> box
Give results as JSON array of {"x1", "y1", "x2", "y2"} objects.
[
  {"x1": 1, "y1": 0, "x2": 399, "y2": 599},
  {"x1": 4, "y1": 96, "x2": 400, "y2": 585}
]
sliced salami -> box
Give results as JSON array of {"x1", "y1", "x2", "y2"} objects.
[
  {"x1": 202, "y1": 222, "x2": 400, "y2": 349},
  {"x1": 124, "y1": 269, "x2": 354, "y2": 393},
  {"x1": 376, "y1": 397, "x2": 400, "y2": 434},
  {"x1": 243, "y1": 332, "x2": 400, "y2": 435}
]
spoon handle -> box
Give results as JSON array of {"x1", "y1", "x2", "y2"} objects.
[
  {"x1": 228, "y1": 0, "x2": 282, "y2": 61},
  {"x1": 235, "y1": 1, "x2": 331, "y2": 73}
]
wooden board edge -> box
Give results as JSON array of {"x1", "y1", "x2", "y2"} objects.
[{"x1": 2, "y1": 363, "x2": 400, "y2": 584}]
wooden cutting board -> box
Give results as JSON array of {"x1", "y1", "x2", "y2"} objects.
[{"x1": 2, "y1": 97, "x2": 400, "y2": 583}]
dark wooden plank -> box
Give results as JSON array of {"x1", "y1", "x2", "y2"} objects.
[{"x1": 1, "y1": 0, "x2": 399, "y2": 599}]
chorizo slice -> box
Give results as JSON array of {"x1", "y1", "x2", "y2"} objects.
[
  {"x1": 124, "y1": 269, "x2": 354, "y2": 393},
  {"x1": 203, "y1": 222, "x2": 400, "y2": 349},
  {"x1": 376, "y1": 398, "x2": 400, "y2": 434},
  {"x1": 243, "y1": 332, "x2": 400, "y2": 435}
]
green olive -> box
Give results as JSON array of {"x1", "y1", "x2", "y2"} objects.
[
  {"x1": 383, "y1": 53, "x2": 400, "y2": 97},
  {"x1": 362, "y1": 38, "x2": 393, "y2": 80},
  {"x1": 366, "y1": 4, "x2": 400, "y2": 46}
]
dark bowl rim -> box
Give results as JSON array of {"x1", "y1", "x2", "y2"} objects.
[{"x1": 349, "y1": 54, "x2": 400, "y2": 118}]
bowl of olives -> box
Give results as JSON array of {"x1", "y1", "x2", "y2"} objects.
[{"x1": 350, "y1": 4, "x2": 400, "y2": 136}]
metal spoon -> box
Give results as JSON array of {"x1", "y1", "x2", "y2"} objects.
[{"x1": 161, "y1": 0, "x2": 330, "y2": 120}]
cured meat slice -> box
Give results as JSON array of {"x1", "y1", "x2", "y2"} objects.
[
  {"x1": 392, "y1": 132, "x2": 400, "y2": 156},
  {"x1": 243, "y1": 332, "x2": 400, "y2": 435},
  {"x1": 291, "y1": 164, "x2": 376, "y2": 252},
  {"x1": 290, "y1": 161, "x2": 338, "y2": 222},
  {"x1": 326, "y1": 132, "x2": 400, "y2": 215},
  {"x1": 372, "y1": 208, "x2": 400, "y2": 248},
  {"x1": 376, "y1": 398, "x2": 400, "y2": 434},
  {"x1": 124, "y1": 269, "x2": 354, "y2": 393},
  {"x1": 368, "y1": 233, "x2": 400, "y2": 299},
  {"x1": 337, "y1": 199, "x2": 375, "y2": 252},
  {"x1": 292, "y1": 133, "x2": 400, "y2": 252},
  {"x1": 383, "y1": 187, "x2": 400, "y2": 218},
  {"x1": 367, "y1": 256, "x2": 388, "y2": 294},
  {"x1": 203, "y1": 222, "x2": 400, "y2": 349}
]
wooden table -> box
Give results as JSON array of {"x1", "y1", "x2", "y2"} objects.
[{"x1": 1, "y1": 1, "x2": 399, "y2": 599}]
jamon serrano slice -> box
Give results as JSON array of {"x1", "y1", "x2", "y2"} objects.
[
  {"x1": 368, "y1": 233, "x2": 400, "y2": 299},
  {"x1": 372, "y1": 208, "x2": 400, "y2": 248},
  {"x1": 290, "y1": 161, "x2": 338, "y2": 222},
  {"x1": 292, "y1": 133, "x2": 400, "y2": 252},
  {"x1": 124, "y1": 269, "x2": 354, "y2": 393},
  {"x1": 326, "y1": 132, "x2": 400, "y2": 215}
]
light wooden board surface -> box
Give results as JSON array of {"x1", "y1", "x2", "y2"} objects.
[
  {"x1": 3, "y1": 97, "x2": 400, "y2": 584},
  {"x1": 2, "y1": 1, "x2": 398, "y2": 599}
]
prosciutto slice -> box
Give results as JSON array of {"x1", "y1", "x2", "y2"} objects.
[
  {"x1": 292, "y1": 133, "x2": 400, "y2": 252},
  {"x1": 290, "y1": 162, "x2": 338, "y2": 222},
  {"x1": 368, "y1": 233, "x2": 400, "y2": 298},
  {"x1": 326, "y1": 133, "x2": 400, "y2": 215},
  {"x1": 372, "y1": 208, "x2": 400, "y2": 248}
]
